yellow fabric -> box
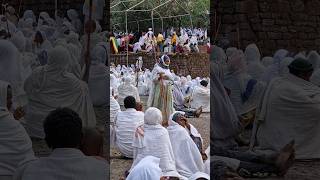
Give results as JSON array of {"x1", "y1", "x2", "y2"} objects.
[
  {"x1": 171, "y1": 34, "x2": 177, "y2": 45},
  {"x1": 157, "y1": 34, "x2": 164, "y2": 43}
]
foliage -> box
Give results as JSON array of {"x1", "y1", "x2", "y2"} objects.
[{"x1": 111, "y1": 0, "x2": 209, "y2": 32}]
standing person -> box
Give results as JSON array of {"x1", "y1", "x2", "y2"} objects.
[
  {"x1": 157, "y1": 32, "x2": 164, "y2": 53},
  {"x1": 171, "y1": 32, "x2": 178, "y2": 53},
  {"x1": 147, "y1": 55, "x2": 175, "y2": 126}
]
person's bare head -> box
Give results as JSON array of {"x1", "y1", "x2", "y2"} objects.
[{"x1": 171, "y1": 112, "x2": 188, "y2": 128}]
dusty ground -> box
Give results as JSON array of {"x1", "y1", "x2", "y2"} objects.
[{"x1": 110, "y1": 96, "x2": 210, "y2": 179}]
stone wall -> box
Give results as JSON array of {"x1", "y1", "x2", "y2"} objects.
[
  {"x1": 110, "y1": 53, "x2": 210, "y2": 78},
  {"x1": 212, "y1": 0, "x2": 320, "y2": 55},
  {"x1": 8, "y1": 0, "x2": 108, "y2": 29}
]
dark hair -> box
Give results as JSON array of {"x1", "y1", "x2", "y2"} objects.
[
  {"x1": 44, "y1": 108, "x2": 82, "y2": 149},
  {"x1": 200, "y1": 80, "x2": 208, "y2": 87},
  {"x1": 124, "y1": 96, "x2": 136, "y2": 109}
]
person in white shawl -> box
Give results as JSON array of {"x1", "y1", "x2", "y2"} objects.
[
  {"x1": 32, "y1": 30, "x2": 53, "y2": 65},
  {"x1": 24, "y1": 46, "x2": 96, "y2": 139},
  {"x1": 256, "y1": 58, "x2": 320, "y2": 159},
  {"x1": 261, "y1": 49, "x2": 289, "y2": 83},
  {"x1": 0, "y1": 80, "x2": 36, "y2": 180},
  {"x1": 0, "y1": 40, "x2": 26, "y2": 107},
  {"x1": 190, "y1": 80, "x2": 210, "y2": 113},
  {"x1": 127, "y1": 156, "x2": 163, "y2": 180},
  {"x1": 117, "y1": 76, "x2": 140, "y2": 105},
  {"x1": 114, "y1": 96, "x2": 144, "y2": 158},
  {"x1": 131, "y1": 107, "x2": 180, "y2": 177},
  {"x1": 66, "y1": 9, "x2": 83, "y2": 34},
  {"x1": 167, "y1": 111, "x2": 204, "y2": 178},
  {"x1": 307, "y1": 51, "x2": 320, "y2": 86},
  {"x1": 13, "y1": 108, "x2": 108, "y2": 180},
  {"x1": 244, "y1": 44, "x2": 266, "y2": 80},
  {"x1": 261, "y1": 57, "x2": 274, "y2": 68},
  {"x1": 223, "y1": 50, "x2": 266, "y2": 116}
]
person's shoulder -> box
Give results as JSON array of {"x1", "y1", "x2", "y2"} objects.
[{"x1": 84, "y1": 156, "x2": 109, "y2": 167}]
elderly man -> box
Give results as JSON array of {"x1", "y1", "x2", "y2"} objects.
[
  {"x1": 256, "y1": 58, "x2": 320, "y2": 159},
  {"x1": 114, "y1": 96, "x2": 144, "y2": 158},
  {"x1": 13, "y1": 108, "x2": 108, "y2": 180},
  {"x1": 167, "y1": 111, "x2": 205, "y2": 178}
]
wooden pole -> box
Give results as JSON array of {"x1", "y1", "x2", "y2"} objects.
[{"x1": 82, "y1": 0, "x2": 93, "y2": 83}]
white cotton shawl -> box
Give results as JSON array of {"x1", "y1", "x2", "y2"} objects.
[
  {"x1": 245, "y1": 44, "x2": 266, "y2": 80},
  {"x1": 127, "y1": 156, "x2": 162, "y2": 180},
  {"x1": 311, "y1": 69, "x2": 320, "y2": 87},
  {"x1": 167, "y1": 113, "x2": 204, "y2": 178},
  {"x1": 0, "y1": 80, "x2": 36, "y2": 176},
  {"x1": 115, "y1": 109, "x2": 144, "y2": 158},
  {"x1": 0, "y1": 40, "x2": 26, "y2": 106},
  {"x1": 307, "y1": 50, "x2": 320, "y2": 69},
  {"x1": 147, "y1": 64, "x2": 174, "y2": 107},
  {"x1": 256, "y1": 74, "x2": 320, "y2": 159},
  {"x1": 24, "y1": 46, "x2": 96, "y2": 139},
  {"x1": 88, "y1": 45, "x2": 108, "y2": 106},
  {"x1": 117, "y1": 76, "x2": 140, "y2": 105},
  {"x1": 131, "y1": 107, "x2": 178, "y2": 175},
  {"x1": 190, "y1": 85, "x2": 210, "y2": 112}
]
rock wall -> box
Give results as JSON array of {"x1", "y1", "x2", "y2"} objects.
[
  {"x1": 212, "y1": 0, "x2": 320, "y2": 55},
  {"x1": 8, "y1": 0, "x2": 108, "y2": 30},
  {"x1": 110, "y1": 53, "x2": 210, "y2": 78}
]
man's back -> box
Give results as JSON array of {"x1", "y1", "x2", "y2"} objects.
[
  {"x1": 14, "y1": 148, "x2": 108, "y2": 180},
  {"x1": 115, "y1": 109, "x2": 144, "y2": 158}
]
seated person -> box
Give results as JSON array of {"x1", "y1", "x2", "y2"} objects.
[
  {"x1": 0, "y1": 80, "x2": 36, "y2": 180},
  {"x1": 172, "y1": 81, "x2": 202, "y2": 118},
  {"x1": 170, "y1": 111, "x2": 207, "y2": 159},
  {"x1": 117, "y1": 77, "x2": 140, "y2": 106},
  {"x1": 256, "y1": 58, "x2": 320, "y2": 159},
  {"x1": 190, "y1": 80, "x2": 210, "y2": 113},
  {"x1": 130, "y1": 107, "x2": 180, "y2": 177},
  {"x1": 24, "y1": 46, "x2": 96, "y2": 139},
  {"x1": 14, "y1": 108, "x2": 108, "y2": 180},
  {"x1": 114, "y1": 96, "x2": 144, "y2": 158},
  {"x1": 167, "y1": 111, "x2": 205, "y2": 178}
]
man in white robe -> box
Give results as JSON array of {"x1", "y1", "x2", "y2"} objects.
[
  {"x1": 0, "y1": 80, "x2": 36, "y2": 180},
  {"x1": 13, "y1": 108, "x2": 108, "y2": 180},
  {"x1": 190, "y1": 80, "x2": 210, "y2": 112},
  {"x1": 115, "y1": 96, "x2": 144, "y2": 158},
  {"x1": 256, "y1": 58, "x2": 320, "y2": 159},
  {"x1": 24, "y1": 46, "x2": 96, "y2": 139},
  {"x1": 117, "y1": 76, "x2": 140, "y2": 105},
  {"x1": 167, "y1": 112, "x2": 204, "y2": 178}
]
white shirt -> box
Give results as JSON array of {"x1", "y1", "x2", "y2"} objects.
[
  {"x1": 115, "y1": 108, "x2": 144, "y2": 158},
  {"x1": 13, "y1": 148, "x2": 108, "y2": 180}
]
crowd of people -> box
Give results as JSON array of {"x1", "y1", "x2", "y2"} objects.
[
  {"x1": 110, "y1": 27, "x2": 209, "y2": 54},
  {"x1": 211, "y1": 43, "x2": 320, "y2": 179},
  {"x1": 0, "y1": 2, "x2": 111, "y2": 179},
  {"x1": 110, "y1": 55, "x2": 210, "y2": 179}
]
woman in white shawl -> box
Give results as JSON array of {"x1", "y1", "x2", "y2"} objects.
[
  {"x1": 67, "y1": 9, "x2": 83, "y2": 34},
  {"x1": 32, "y1": 30, "x2": 53, "y2": 65},
  {"x1": 167, "y1": 111, "x2": 204, "y2": 178},
  {"x1": 131, "y1": 107, "x2": 179, "y2": 177},
  {"x1": 261, "y1": 49, "x2": 289, "y2": 83},
  {"x1": 309, "y1": 51, "x2": 320, "y2": 86},
  {"x1": 223, "y1": 50, "x2": 265, "y2": 116},
  {"x1": 0, "y1": 80, "x2": 36, "y2": 180},
  {"x1": 24, "y1": 46, "x2": 96, "y2": 139},
  {"x1": 244, "y1": 44, "x2": 266, "y2": 80},
  {"x1": 147, "y1": 55, "x2": 175, "y2": 126},
  {"x1": 0, "y1": 40, "x2": 26, "y2": 107}
]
